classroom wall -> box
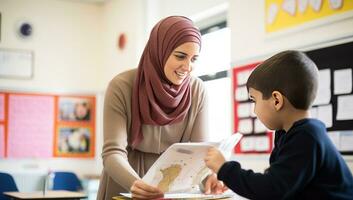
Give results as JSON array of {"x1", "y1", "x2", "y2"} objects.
[
  {"x1": 0, "y1": 0, "x2": 104, "y2": 91},
  {"x1": 100, "y1": 0, "x2": 146, "y2": 87},
  {"x1": 229, "y1": 0, "x2": 353, "y2": 64},
  {"x1": 229, "y1": 0, "x2": 353, "y2": 172},
  {"x1": 0, "y1": 0, "x2": 230, "y2": 186},
  {"x1": 0, "y1": 0, "x2": 105, "y2": 179},
  {"x1": 1, "y1": 0, "x2": 352, "y2": 190}
]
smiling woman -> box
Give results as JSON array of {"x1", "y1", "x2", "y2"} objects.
[
  {"x1": 97, "y1": 16, "x2": 224, "y2": 200},
  {"x1": 164, "y1": 42, "x2": 200, "y2": 85}
]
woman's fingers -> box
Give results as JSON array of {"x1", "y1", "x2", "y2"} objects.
[
  {"x1": 131, "y1": 180, "x2": 164, "y2": 199},
  {"x1": 134, "y1": 180, "x2": 162, "y2": 193}
]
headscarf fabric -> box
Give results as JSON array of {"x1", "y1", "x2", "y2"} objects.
[{"x1": 130, "y1": 16, "x2": 202, "y2": 148}]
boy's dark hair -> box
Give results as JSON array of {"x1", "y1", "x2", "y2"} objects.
[{"x1": 246, "y1": 50, "x2": 318, "y2": 110}]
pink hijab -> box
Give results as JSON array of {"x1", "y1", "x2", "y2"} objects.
[{"x1": 130, "y1": 16, "x2": 202, "y2": 148}]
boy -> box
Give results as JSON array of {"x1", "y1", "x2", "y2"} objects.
[{"x1": 204, "y1": 50, "x2": 353, "y2": 199}]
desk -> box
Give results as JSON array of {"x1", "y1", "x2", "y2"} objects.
[
  {"x1": 113, "y1": 196, "x2": 233, "y2": 200},
  {"x1": 113, "y1": 192, "x2": 248, "y2": 200},
  {"x1": 3, "y1": 190, "x2": 87, "y2": 200}
]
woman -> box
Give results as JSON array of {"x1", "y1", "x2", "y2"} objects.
[{"x1": 97, "y1": 16, "x2": 221, "y2": 200}]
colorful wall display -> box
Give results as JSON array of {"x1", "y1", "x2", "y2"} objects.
[
  {"x1": 0, "y1": 91, "x2": 96, "y2": 158},
  {"x1": 233, "y1": 63, "x2": 274, "y2": 154},
  {"x1": 265, "y1": 0, "x2": 353, "y2": 33}
]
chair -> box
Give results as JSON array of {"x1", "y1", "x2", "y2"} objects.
[
  {"x1": 52, "y1": 171, "x2": 83, "y2": 191},
  {"x1": 0, "y1": 172, "x2": 19, "y2": 200}
]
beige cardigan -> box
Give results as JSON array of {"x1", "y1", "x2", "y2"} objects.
[{"x1": 97, "y1": 69, "x2": 209, "y2": 200}]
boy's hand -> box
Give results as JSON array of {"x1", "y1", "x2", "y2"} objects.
[
  {"x1": 203, "y1": 173, "x2": 228, "y2": 195},
  {"x1": 130, "y1": 179, "x2": 164, "y2": 199},
  {"x1": 204, "y1": 147, "x2": 226, "y2": 173}
]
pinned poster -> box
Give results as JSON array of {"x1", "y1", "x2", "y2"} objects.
[
  {"x1": 0, "y1": 91, "x2": 96, "y2": 159},
  {"x1": 237, "y1": 103, "x2": 252, "y2": 118},
  {"x1": 298, "y1": 0, "x2": 309, "y2": 13},
  {"x1": 240, "y1": 137, "x2": 255, "y2": 152},
  {"x1": 254, "y1": 118, "x2": 268, "y2": 133},
  {"x1": 336, "y1": 95, "x2": 353, "y2": 120},
  {"x1": 313, "y1": 69, "x2": 331, "y2": 105},
  {"x1": 265, "y1": 0, "x2": 353, "y2": 33},
  {"x1": 233, "y1": 63, "x2": 273, "y2": 154},
  {"x1": 235, "y1": 86, "x2": 249, "y2": 101},
  {"x1": 7, "y1": 94, "x2": 55, "y2": 158},
  {"x1": 282, "y1": 0, "x2": 296, "y2": 16},
  {"x1": 317, "y1": 104, "x2": 333, "y2": 128},
  {"x1": 254, "y1": 136, "x2": 270, "y2": 151},
  {"x1": 267, "y1": 3, "x2": 279, "y2": 24},
  {"x1": 327, "y1": 131, "x2": 340, "y2": 148},
  {"x1": 310, "y1": 106, "x2": 318, "y2": 119},
  {"x1": 236, "y1": 70, "x2": 252, "y2": 86},
  {"x1": 340, "y1": 131, "x2": 353, "y2": 152},
  {"x1": 238, "y1": 119, "x2": 253, "y2": 134},
  {"x1": 334, "y1": 68, "x2": 352, "y2": 95}
]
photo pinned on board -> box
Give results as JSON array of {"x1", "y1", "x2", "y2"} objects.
[
  {"x1": 57, "y1": 127, "x2": 91, "y2": 154},
  {"x1": 58, "y1": 97, "x2": 92, "y2": 122}
]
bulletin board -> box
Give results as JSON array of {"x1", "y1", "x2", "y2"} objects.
[
  {"x1": 265, "y1": 0, "x2": 353, "y2": 33},
  {"x1": 306, "y1": 40, "x2": 353, "y2": 155},
  {"x1": 232, "y1": 40, "x2": 353, "y2": 155},
  {"x1": 232, "y1": 62, "x2": 274, "y2": 154},
  {"x1": 0, "y1": 91, "x2": 96, "y2": 158}
]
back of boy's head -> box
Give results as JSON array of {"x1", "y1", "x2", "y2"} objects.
[{"x1": 246, "y1": 50, "x2": 318, "y2": 110}]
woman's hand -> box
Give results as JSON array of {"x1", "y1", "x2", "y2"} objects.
[
  {"x1": 203, "y1": 173, "x2": 228, "y2": 194},
  {"x1": 130, "y1": 179, "x2": 164, "y2": 199},
  {"x1": 204, "y1": 147, "x2": 226, "y2": 173}
]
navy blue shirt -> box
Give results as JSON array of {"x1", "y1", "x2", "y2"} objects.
[{"x1": 218, "y1": 118, "x2": 353, "y2": 200}]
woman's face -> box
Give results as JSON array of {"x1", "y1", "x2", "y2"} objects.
[{"x1": 164, "y1": 42, "x2": 200, "y2": 85}]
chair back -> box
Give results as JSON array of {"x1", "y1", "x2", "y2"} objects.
[
  {"x1": 0, "y1": 172, "x2": 18, "y2": 200},
  {"x1": 52, "y1": 171, "x2": 83, "y2": 191}
]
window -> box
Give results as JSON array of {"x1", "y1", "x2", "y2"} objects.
[{"x1": 194, "y1": 21, "x2": 232, "y2": 142}]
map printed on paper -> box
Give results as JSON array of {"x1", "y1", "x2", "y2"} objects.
[
  {"x1": 143, "y1": 143, "x2": 214, "y2": 193},
  {"x1": 142, "y1": 133, "x2": 243, "y2": 194}
]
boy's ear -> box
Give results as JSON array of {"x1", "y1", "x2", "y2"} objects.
[{"x1": 272, "y1": 91, "x2": 284, "y2": 111}]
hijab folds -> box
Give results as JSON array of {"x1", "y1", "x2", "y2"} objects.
[{"x1": 130, "y1": 16, "x2": 202, "y2": 148}]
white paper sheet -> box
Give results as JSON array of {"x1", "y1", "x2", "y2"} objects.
[
  {"x1": 238, "y1": 119, "x2": 253, "y2": 134},
  {"x1": 121, "y1": 192, "x2": 234, "y2": 199},
  {"x1": 236, "y1": 70, "x2": 252, "y2": 86},
  {"x1": 313, "y1": 69, "x2": 331, "y2": 106},
  {"x1": 250, "y1": 102, "x2": 256, "y2": 117},
  {"x1": 310, "y1": 107, "x2": 318, "y2": 119},
  {"x1": 340, "y1": 131, "x2": 353, "y2": 151},
  {"x1": 254, "y1": 118, "x2": 268, "y2": 133},
  {"x1": 235, "y1": 86, "x2": 249, "y2": 101},
  {"x1": 327, "y1": 131, "x2": 340, "y2": 149},
  {"x1": 120, "y1": 190, "x2": 250, "y2": 199},
  {"x1": 317, "y1": 104, "x2": 333, "y2": 128},
  {"x1": 141, "y1": 133, "x2": 243, "y2": 194},
  {"x1": 267, "y1": 3, "x2": 278, "y2": 24},
  {"x1": 0, "y1": 49, "x2": 33, "y2": 78},
  {"x1": 334, "y1": 68, "x2": 352, "y2": 95},
  {"x1": 254, "y1": 136, "x2": 270, "y2": 151},
  {"x1": 282, "y1": 0, "x2": 296, "y2": 15},
  {"x1": 240, "y1": 137, "x2": 255, "y2": 151},
  {"x1": 237, "y1": 103, "x2": 251, "y2": 118},
  {"x1": 298, "y1": 0, "x2": 309, "y2": 13},
  {"x1": 336, "y1": 95, "x2": 353, "y2": 120}
]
